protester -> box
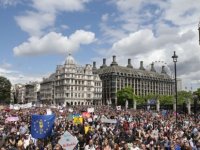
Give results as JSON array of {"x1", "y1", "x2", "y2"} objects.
[{"x1": 0, "y1": 104, "x2": 199, "y2": 150}]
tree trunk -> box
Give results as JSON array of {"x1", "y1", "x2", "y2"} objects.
[
  {"x1": 156, "y1": 99, "x2": 160, "y2": 111},
  {"x1": 173, "y1": 100, "x2": 176, "y2": 112},
  {"x1": 133, "y1": 100, "x2": 137, "y2": 110}
]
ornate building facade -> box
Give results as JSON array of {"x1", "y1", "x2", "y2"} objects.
[
  {"x1": 40, "y1": 73, "x2": 55, "y2": 104},
  {"x1": 25, "y1": 82, "x2": 40, "y2": 103},
  {"x1": 95, "y1": 56, "x2": 174, "y2": 105},
  {"x1": 11, "y1": 84, "x2": 26, "y2": 103},
  {"x1": 53, "y1": 54, "x2": 102, "y2": 105}
]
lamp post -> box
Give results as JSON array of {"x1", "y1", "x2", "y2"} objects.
[
  {"x1": 193, "y1": 93, "x2": 198, "y2": 122},
  {"x1": 172, "y1": 51, "x2": 178, "y2": 125},
  {"x1": 198, "y1": 21, "x2": 200, "y2": 45}
]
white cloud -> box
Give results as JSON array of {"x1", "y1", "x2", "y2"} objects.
[
  {"x1": 60, "y1": 24, "x2": 69, "y2": 30},
  {"x1": 164, "y1": 0, "x2": 200, "y2": 26},
  {"x1": 13, "y1": 30, "x2": 95, "y2": 56},
  {"x1": 15, "y1": 11, "x2": 56, "y2": 36},
  {"x1": 15, "y1": 0, "x2": 90, "y2": 36},
  {"x1": 0, "y1": 0, "x2": 21, "y2": 7},
  {"x1": 32, "y1": 0, "x2": 89, "y2": 13},
  {"x1": 0, "y1": 66, "x2": 42, "y2": 84},
  {"x1": 101, "y1": 13, "x2": 109, "y2": 22}
]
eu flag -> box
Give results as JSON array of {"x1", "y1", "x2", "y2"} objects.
[{"x1": 31, "y1": 114, "x2": 55, "y2": 139}]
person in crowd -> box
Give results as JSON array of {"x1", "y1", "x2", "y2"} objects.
[{"x1": 0, "y1": 104, "x2": 199, "y2": 150}]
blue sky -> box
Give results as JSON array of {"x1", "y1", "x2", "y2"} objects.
[{"x1": 0, "y1": 0, "x2": 200, "y2": 91}]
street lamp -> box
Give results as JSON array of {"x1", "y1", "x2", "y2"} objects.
[
  {"x1": 172, "y1": 51, "x2": 178, "y2": 125},
  {"x1": 193, "y1": 93, "x2": 198, "y2": 122},
  {"x1": 198, "y1": 21, "x2": 200, "y2": 45}
]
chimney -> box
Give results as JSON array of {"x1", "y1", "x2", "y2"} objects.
[
  {"x1": 127, "y1": 58, "x2": 133, "y2": 68},
  {"x1": 100, "y1": 58, "x2": 107, "y2": 68},
  {"x1": 93, "y1": 61, "x2": 96, "y2": 69},
  {"x1": 139, "y1": 61, "x2": 145, "y2": 70},
  {"x1": 110, "y1": 55, "x2": 118, "y2": 66},
  {"x1": 103, "y1": 58, "x2": 106, "y2": 65},
  {"x1": 92, "y1": 61, "x2": 97, "y2": 74},
  {"x1": 150, "y1": 63, "x2": 156, "y2": 72},
  {"x1": 161, "y1": 66, "x2": 166, "y2": 74}
]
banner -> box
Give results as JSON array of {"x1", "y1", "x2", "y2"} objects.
[
  {"x1": 73, "y1": 117, "x2": 83, "y2": 125},
  {"x1": 58, "y1": 131, "x2": 78, "y2": 150},
  {"x1": 5, "y1": 117, "x2": 19, "y2": 123},
  {"x1": 101, "y1": 118, "x2": 117, "y2": 124},
  {"x1": 9, "y1": 103, "x2": 32, "y2": 109},
  {"x1": 87, "y1": 107, "x2": 94, "y2": 113}
]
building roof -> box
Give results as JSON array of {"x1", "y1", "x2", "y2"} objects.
[
  {"x1": 41, "y1": 73, "x2": 56, "y2": 83},
  {"x1": 96, "y1": 65, "x2": 172, "y2": 80}
]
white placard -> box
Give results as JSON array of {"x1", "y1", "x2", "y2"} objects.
[
  {"x1": 87, "y1": 108, "x2": 94, "y2": 113},
  {"x1": 116, "y1": 106, "x2": 121, "y2": 111},
  {"x1": 101, "y1": 118, "x2": 117, "y2": 124},
  {"x1": 46, "y1": 109, "x2": 52, "y2": 115},
  {"x1": 88, "y1": 118, "x2": 92, "y2": 122},
  {"x1": 58, "y1": 131, "x2": 78, "y2": 150},
  {"x1": 68, "y1": 108, "x2": 73, "y2": 112}
]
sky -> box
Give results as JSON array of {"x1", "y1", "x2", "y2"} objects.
[{"x1": 0, "y1": 0, "x2": 200, "y2": 91}]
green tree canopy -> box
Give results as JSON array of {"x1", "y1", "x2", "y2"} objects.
[
  {"x1": 117, "y1": 87, "x2": 143, "y2": 106},
  {"x1": 0, "y1": 76, "x2": 11, "y2": 104},
  {"x1": 159, "y1": 95, "x2": 174, "y2": 105},
  {"x1": 193, "y1": 88, "x2": 200, "y2": 100},
  {"x1": 177, "y1": 91, "x2": 192, "y2": 105}
]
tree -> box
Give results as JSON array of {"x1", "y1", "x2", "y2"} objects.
[
  {"x1": 0, "y1": 76, "x2": 11, "y2": 104},
  {"x1": 177, "y1": 91, "x2": 192, "y2": 105},
  {"x1": 193, "y1": 88, "x2": 200, "y2": 100},
  {"x1": 117, "y1": 87, "x2": 143, "y2": 107},
  {"x1": 117, "y1": 87, "x2": 133, "y2": 106},
  {"x1": 159, "y1": 95, "x2": 174, "y2": 105}
]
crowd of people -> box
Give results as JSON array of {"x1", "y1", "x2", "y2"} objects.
[{"x1": 0, "y1": 105, "x2": 199, "y2": 150}]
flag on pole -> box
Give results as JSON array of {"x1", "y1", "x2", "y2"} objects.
[{"x1": 31, "y1": 114, "x2": 55, "y2": 139}]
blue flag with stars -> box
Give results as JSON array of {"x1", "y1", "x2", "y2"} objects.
[{"x1": 31, "y1": 114, "x2": 55, "y2": 139}]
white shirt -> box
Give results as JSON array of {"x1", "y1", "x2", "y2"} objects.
[{"x1": 84, "y1": 145, "x2": 95, "y2": 150}]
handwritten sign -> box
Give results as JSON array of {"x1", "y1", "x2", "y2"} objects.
[{"x1": 58, "y1": 131, "x2": 78, "y2": 150}]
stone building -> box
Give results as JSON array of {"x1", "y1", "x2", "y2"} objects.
[
  {"x1": 40, "y1": 73, "x2": 55, "y2": 104},
  {"x1": 95, "y1": 56, "x2": 174, "y2": 105},
  {"x1": 54, "y1": 54, "x2": 102, "y2": 105},
  {"x1": 11, "y1": 84, "x2": 26, "y2": 103},
  {"x1": 25, "y1": 82, "x2": 40, "y2": 103}
]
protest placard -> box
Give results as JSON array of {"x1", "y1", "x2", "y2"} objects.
[
  {"x1": 101, "y1": 118, "x2": 117, "y2": 124},
  {"x1": 73, "y1": 117, "x2": 83, "y2": 125},
  {"x1": 58, "y1": 131, "x2": 78, "y2": 150},
  {"x1": 87, "y1": 107, "x2": 94, "y2": 113},
  {"x1": 46, "y1": 109, "x2": 52, "y2": 115}
]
